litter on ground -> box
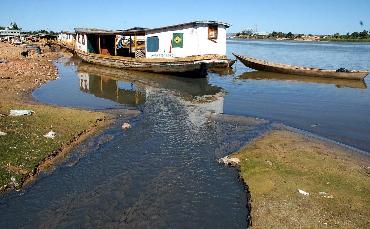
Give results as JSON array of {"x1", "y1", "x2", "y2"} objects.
[
  {"x1": 43, "y1": 130, "x2": 56, "y2": 139},
  {"x1": 9, "y1": 109, "x2": 34, "y2": 116},
  {"x1": 298, "y1": 189, "x2": 310, "y2": 196}
]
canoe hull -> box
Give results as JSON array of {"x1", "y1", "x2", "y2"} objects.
[
  {"x1": 233, "y1": 53, "x2": 369, "y2": 80},
  {"x1": 56, "y1": 42, "x2": 234, "y2": 77},
  {"x1": 76, "y1": 50, "x2": 208, "y2": 77}
]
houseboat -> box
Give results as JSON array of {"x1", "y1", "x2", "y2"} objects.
[{"x1": 73, "y1": 21, "x2": 234, "y2": 77}]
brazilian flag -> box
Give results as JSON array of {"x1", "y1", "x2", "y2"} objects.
[{"x1": 172, "y1": 33, "x2": 183, "y2": 48}]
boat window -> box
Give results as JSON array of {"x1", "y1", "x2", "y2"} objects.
[
  {"x1": 208, "y1": 25, "x2": 218, "y2": 40},
  {"x1": 147, "y1": 36, "x2": 159, "y2": 52}
]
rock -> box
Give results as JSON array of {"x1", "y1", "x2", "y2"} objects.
[
  {"x1": 9, "y1": 109, "x2": 34, "y2": 116},
  {"x1": 218, "y1": 156, "x2": 240, "y2": 166},
  {"x1": 10, "y1": 176, "x2": 19, "y2": 187},
  {"x1": 43, "y1": 130, "x2": 56, "y2": 139},
  {"x1": 298, "y1": 189, "x2": 309, "y2": 196},
  {"x1": 122, "y1": 122, "x2": 131, "y2": 130}
]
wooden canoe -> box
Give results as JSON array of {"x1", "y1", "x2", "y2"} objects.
[
  {"x1": 238, "y1": 71, "x2": 367, "y2": 89},
  {"x1": 233, "y1": 53, "x2": 369, "y2": 80}
]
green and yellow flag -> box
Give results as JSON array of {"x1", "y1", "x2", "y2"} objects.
[{"x1": 172, "y1": 33, "x2": 183, "y2": 48}]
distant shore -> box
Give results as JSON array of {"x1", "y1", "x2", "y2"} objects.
[{"x1": 229, "y1": 36, "x2": 370, "y2": 43}]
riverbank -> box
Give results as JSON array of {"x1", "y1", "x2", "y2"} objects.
[
  {"x1": 0, "y1": 42, "x2": 111, "y2": 193},
  {"x1": 231, "y1": 129, "x2": 370, "y2": 228}
]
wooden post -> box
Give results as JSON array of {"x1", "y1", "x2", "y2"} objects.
[
  {"x1": 114, "y1": 36, "x2": 117, "y2": 56},
  {"x1": 134, "y1": 34, "x2": 137, "y2": 50},
  {"x1": 98, "y1": 35, "x2": 101, "y2": 54},
  {"x1": 129, "y1": 36, "x2": 132, "y2": 54}
]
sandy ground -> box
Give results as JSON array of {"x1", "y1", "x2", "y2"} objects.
[
  {"x1": 232, "y1": 129, "x2": 370, "y2": 228},
  {"x1": 0, "y1": 42, "x2": 61, "y2": 101}
]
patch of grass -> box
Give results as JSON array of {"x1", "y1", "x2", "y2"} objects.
[
  {"x1": 0, "y1": 102, "x2": 108, "y2": 190},
  {"x1": 233, "y1": 130, "x2": 370, "y2": 228}
]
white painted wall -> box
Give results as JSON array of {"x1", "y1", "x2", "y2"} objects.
[
  {"x1": 58, "y1": 33, "x2": 75, "y2": 44},
  {"x1": 75, "y1": 34, "x2": 88, "y2": 52},
  {"x1": 145, "y1": 24, "x2": 227, "y2": 58}
]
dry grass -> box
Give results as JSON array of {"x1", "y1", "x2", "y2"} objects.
[{"x1": 233, "y1": 130, "x2": 370, "y2": 228}]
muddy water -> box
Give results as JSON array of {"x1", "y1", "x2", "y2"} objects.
[
  {"x1": 0, "y1": 59, "x2": 272, "y2": 228},
  {"x1": 221, "y1": 39, "x2": 370, "y2": 153},
  {"x1": 1, "y1": 40, "x2": 370, "y2": 228}
]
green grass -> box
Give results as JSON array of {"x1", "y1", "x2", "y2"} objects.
[
  {"x1": 0, "y1": 102, "x2": 108, "y2": 190},
  {"x1": 233, "y1": 130, "x2": 370, "y2": 228}
]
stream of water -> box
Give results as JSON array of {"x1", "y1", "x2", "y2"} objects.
[{"x1": 1, "y1": 39, "x2": 370, "y2": 228}]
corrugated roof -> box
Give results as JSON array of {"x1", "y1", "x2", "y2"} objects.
[
  {"x1": 74, "y1": 21, "x2": 230, "y2": 36},
  {"x1": 145, "y1": 21, "x2": 231, "y2": 33},
  {"x1": 74, "y1": 28, "x2": 122, "y2": 35}
]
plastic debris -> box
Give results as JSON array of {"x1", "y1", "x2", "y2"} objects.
[
  {"x1": 10, "y1": 176, "x2": 19, "y2": 187},
  {"x1": 9, "y1": 110, "x2": 34, "y2": 116},
  {"x1": 43, "y1": 130, "x2": 56, "y2": 139},
  {"x1": 0, "y1": 131, "x2": 7, "y2": 136},
  {"x1": 218, "y1": 156, "x2": 240, "y2": 166},
  {"x1": 122, "y1": 122, "x2": 131, "y2": 130},
  {"x1": 319, "y1": 192, "x2": 334, "y2": 198},
  {"x1": 298, "y1": 189, "x2": 309, "y2": 196}
]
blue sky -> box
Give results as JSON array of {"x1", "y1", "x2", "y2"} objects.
[{"x1": 0, "y1": 0, "x2": 369, "y2": 34}]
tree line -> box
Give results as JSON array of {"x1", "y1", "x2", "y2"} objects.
[{"x1": 235, "y1": 30, "x2": 370, "y2": 40}]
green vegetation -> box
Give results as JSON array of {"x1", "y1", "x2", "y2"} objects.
[
  {"x1": 233, "y1": 130, "x2": 370, "y2": 228},
  {"x1": 9, "y1": 22, "x2": 20, "y2": 30},
  {"x1": 235, "y1": 29, "x2": 370, "y2": 42},
  {"x1": 322, "y1": 30, "x2": 370, "y2": 42},
  {"x1": 0, "y1": 102, "x2": 108, "y2": 191}
]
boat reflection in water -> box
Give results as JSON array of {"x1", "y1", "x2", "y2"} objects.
[
  {"x1": 78, "y1": 72, "x2": 146, "y2": 106},
  {"x1": 237, "y1": 71, "x2": 367, "y2": 89},
  {"x1": 77, "y1": 62, "x2": 225, "y2": 126}
]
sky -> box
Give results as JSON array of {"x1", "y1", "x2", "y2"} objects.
[{"x1": 0, "y1": 0, "x2": 369, "y2": 34}]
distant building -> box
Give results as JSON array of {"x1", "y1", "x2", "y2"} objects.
[
  {"x1": 0, "y1": 28, "x2": 21, "y2": 37},
  {"x1": 58, "y1": 31, "x2": 75, "y2": 44}
]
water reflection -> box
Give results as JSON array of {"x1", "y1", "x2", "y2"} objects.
[
  {"x1": 237, "y1": 71, "x2": 367, "y2": 89},
  {"x1": 77, "y1": 62, "x2": 223, "y2": 100},
  {"x1": 78, "y1": 72, "x2": 146, "y2": 105},
  {"x1": 77, "y1": 62, "x2": 225, "y2": 126}
]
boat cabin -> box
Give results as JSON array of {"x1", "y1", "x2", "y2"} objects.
[
  {"x1": 144, "y1": 21, "x2": 230, "y2": 59},
  {"x1": 75, "y1": 21, "x2": 230, "y2": 60},
  {"x1": 74, "y1": 29, "x2": 122, "y2": 55}
]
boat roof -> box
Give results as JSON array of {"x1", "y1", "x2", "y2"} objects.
[
  {"x1": 119, "y1": 27, "x2": 148, "y2": 36},
  {"x1": 74, "y1": 28, "x2": 122, "y2": 35},
  {"x1": 74, "y1": 21, "x2": 230, "y2": 36},
  {"x1": 60, "y1": 31, "x2": 75, "y2": 35},
  {"x1": 145, "y1": 21, "x2": 230, "y2": 33}
]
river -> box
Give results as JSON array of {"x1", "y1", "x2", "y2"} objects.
[{"x1": 0, "y1": 39, "x2": 369, "y2": 228}]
